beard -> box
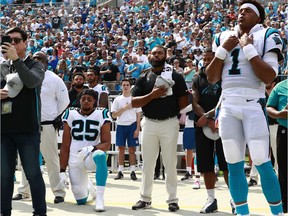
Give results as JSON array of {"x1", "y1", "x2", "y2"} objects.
[
  {"x1": 148, "y1": 58, "x2": 166, "y2": 68},
  {"x1": 74, "y1": 83, "x2": 84, "y2": 88}
]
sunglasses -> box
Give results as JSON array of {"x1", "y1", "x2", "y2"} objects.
[{"x1": 11, "y1": 37, "x2": 23, "y2": 44}]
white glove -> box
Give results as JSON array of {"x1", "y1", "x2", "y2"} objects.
[
  {"x1": 59, "y1": 172, "x2": 69, "y2": 189},
  {"x1": 78, "y1": 146, "x2": 94, "y2": 161}
]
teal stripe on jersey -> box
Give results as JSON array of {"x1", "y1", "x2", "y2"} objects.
[
  {"x1": 63, "y1": 109, "x2": 70, "y2": 120},
  {"x1": 102, "y1": 108, "x2": 109, "y2": 119}
]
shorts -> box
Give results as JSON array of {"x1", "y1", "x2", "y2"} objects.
[
  {"x1": 183, "y1": 127, "x2": 195, "y2": 150},
  {"x1": 195, "y1": 126, "x2": 227, "y2": 173},
  {"x1": 116, "y1": 122, "x2": 139, "y2": 147}
]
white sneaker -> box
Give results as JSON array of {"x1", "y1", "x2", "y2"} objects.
[
  {"x1": 88, "y1": 178, "x2": 96, "y2": 200},
  {"x1": 192, "y1": 179, "x2": 200, "y2": 189},
  {"x1": 40, "y1": 165, "x2": 45, "y2": 174},
  {"x1": 95, "y1": 197, "x2": 105, "y2": 212}
]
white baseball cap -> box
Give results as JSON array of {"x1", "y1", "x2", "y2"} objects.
[
  {"x1": 4, "y1": 73, "x2": 24, "y2": 98},
  {"x1": 203, "y1": 126, "x2": 220, "y2": 140},
  {"x1": 154, "y1": 75, "x2": 175, "y2": 97}
]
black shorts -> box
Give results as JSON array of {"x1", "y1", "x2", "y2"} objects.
[{"x1": 195, "y1": 126, "x2": 227, "y2": 173}]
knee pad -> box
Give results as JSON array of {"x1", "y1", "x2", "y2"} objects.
[
  {"x1": 221, "y1": 139, "x2": 245, "y2": 164},
  {"x1": 92, "y1": 150, "x2": 106, "y2": 164},
  {"x1": 248, "y1": 139, "x2": 270, "y2": 166}
]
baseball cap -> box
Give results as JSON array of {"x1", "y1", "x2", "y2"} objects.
[
  {"x1": 154, "y1": 75, "x2": 175, "y2": 97},
  {"x1": 4, "y1": 73, "x2": 24, "y2": 98},
  {"x1": 202, "y1": 126, "x2": 220, "y2": 140}
]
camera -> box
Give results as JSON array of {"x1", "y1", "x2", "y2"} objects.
[{"x1": 1, "y1": 35, "x2": 12, "y2": 54}]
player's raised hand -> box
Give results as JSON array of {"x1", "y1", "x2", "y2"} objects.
[
  {"x1": 222, "y1": 35, "x2": 239, "y2": 52},
  {"x1": 239, "y1": 33, "x2": 253, "y2": 48}
]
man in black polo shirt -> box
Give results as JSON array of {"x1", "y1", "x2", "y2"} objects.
[
  {"x1": 100, "y1": 55, "x2": 120, "y2": 91},
  {"x1": 131, "y1": 45, "x2": 189, "y2": 212}
]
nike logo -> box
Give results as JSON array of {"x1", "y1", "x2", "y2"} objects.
[{"x1": 246, "y1": 99, "x2": 254, "y2": 102}]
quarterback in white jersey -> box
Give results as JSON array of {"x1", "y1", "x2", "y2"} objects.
[
  {"x1": 60, "y1": 89, "x2": 112, "y2": 212},
  {"x1": 206, "y1": 0, "x2": 284, "y2": 215}
]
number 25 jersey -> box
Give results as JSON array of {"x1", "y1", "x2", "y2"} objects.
[{"x1": 62, "y1": 107, "x2": 112, "y2": 154}]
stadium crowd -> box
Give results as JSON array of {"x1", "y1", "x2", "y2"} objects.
[
  {"x1": 0, "y1": 0, "x2": 288, "y2": 215},
  {"x1": 0, "y1": 0, "x2": 287, "y2": 89}
]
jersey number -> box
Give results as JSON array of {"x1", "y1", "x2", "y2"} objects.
[
  {"x1": 228, "y1": 48, "x2": 240, "y2": 75},
  {"x1": 71, "y1": 120, "x2": 99, "y2": 141}
]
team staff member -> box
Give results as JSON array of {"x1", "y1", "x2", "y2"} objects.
[
  {"x1": 0, "y1": 27, "x2": 46, "y2": 216},
  {"x1": 267, "y1": 78, "x2": 288, "y2": 213},
  {"x1": 111, "y1": 79, "x2": 141, "y2": 181},
  {"x1": 12, "y1": 51, "x2": 69, "y2": 204},
  {"x1": 192, "y1": 48, "x2": 233, "y2": 214},
  {"x1": 206, "y1": 0, "x2": 284, "y2": 215},
  {"x1": 131, "y1": 45, "x2": 189, "y2": 212},
  {"x1": 60, "y1": 89, "x2": 111, "y2": 212}
]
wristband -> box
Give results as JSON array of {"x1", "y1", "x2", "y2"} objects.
[
  {"x1": 60, "y1": 168, "x2": 66, "y2": 173},
  {"x1": 243, "y1": 44, "x2": 258, "y2": 61},
  {"x1": 215, "y1": 46, "x2": 228, "y2": 60}
]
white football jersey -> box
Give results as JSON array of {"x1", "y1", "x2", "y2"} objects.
[
  {"x1": 62, "y1": 107, "x2": 112, "y2": 155},
  {"x1": 91, "y1": 84, "x2": 109, "y2": 106},
  {"x1": 212, "y1": 24, "x2": 283, "y2": 98}
]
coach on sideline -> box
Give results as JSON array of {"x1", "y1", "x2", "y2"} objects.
[
  {"x1": 12, "y1": 51, "x2": 70, "y2": 204},
  {"x1": 0, "y1": 27, "x2": 46, "y2": 216}
]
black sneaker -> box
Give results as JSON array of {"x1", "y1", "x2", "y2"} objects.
[
  {"x1": 154, "y1": 172, "x2": 160, "y2": 180},
  {"x1": 114, "y1": 171, "x2": 124, "y2": 180},
  {"x1": 130, "y1": 171, "x2": 137, "y2": 180},
  {"x1": 248, "y1": 179, "x2": 257, "y2": 187},
  {"x1": 200, "y1": 198, "x2": 218, "y2": 213},
  {"x1": 54, "y1": 196, "x2": 64, "y2": 204},
  {"x1": 168, "y1": 203, "x2": 180, "y2": 212},
  {"x1": 12, "y1": 194, "x2": 30, "y2": 200},
  {"x1": 181, "y1": 171, "x2": 192, "y2": 181},
  {"x1": 132, "y1": 200, "x2": 151, "y2": 210}
]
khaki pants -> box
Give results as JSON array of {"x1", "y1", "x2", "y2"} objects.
[{"x1": 140, "y1": 117, "x2": 179, "y2": 204}]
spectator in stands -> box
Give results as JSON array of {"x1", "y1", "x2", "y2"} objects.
[
  {"x1": 127, "y1": 56, "x2": 142, "y2": 79},
  {"x1": 111, "y1": 78, "x2": 141, "y2": 181},
  {"x1": 69, "y1": 72, "x2": 88, "y2": 108},
  {"x1": 100, "y1": 55, "x2": 120, "y2": 91},
  {"x1": 112, "y1": 51, "x2": 126, "y2": 81}
]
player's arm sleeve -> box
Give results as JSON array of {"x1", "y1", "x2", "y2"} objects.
[
  {"x1": 56, "y1": 76, "x2": 70, "y2": 115},
  {"x1": 62, "y1": 108, "x2": 72, "y2": 126},
  {"x1": 264, "y1": 29, "x2": 284, "y2": 63}
]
